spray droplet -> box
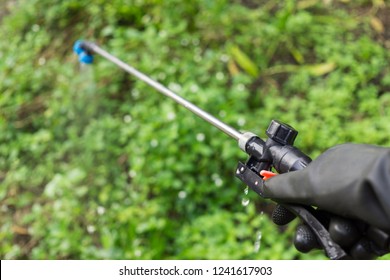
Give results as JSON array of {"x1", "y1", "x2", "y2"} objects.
[
  {"x1": 32, "y1": 24, "x2": 40, "y2": 32},
  {"x1": 129, "y1": 170, "x2": 137, "y2": 178},
  {"x1": 123, "y1": 115, "x2": 132, "y2": 123},
  {"x1": 241, "y1": 197, "x2": 250, "y2": 207},
  {"x1": 190, "y1": 84, "x2": 199, "y2": 93},
  {"x1": 214, "y1": 177, "x2": 223, "y2": 187},
  {"x1": 150, "y1": 139, "x2": 159, "y2": 148},
  {"x1": 220, "y1": 54, "x2": 229, "y2": 63},
  {"x1": 193, "y1": 54, "x2": 202, "y2": 62},
  {"x1": 219, "y1": 110, "x2": 226, "y2": 118},
  {"x1": 178, "y1": 191, "x2": 187, "y2": 200},
  {"x1": 237, "y1": 117, "x2": 246, "y2": 127},
  {"x1": 87, "y1": 225, "x2": 96, "y2": 234},
  {"x1": 97, "y1": 206, "x2": 106, "y2": 216},
  {"x1": 168, "y1": 82, "x2": 182, "y2": 92},
  {"x1": 134, "y1": 249, "x2": 142, "y2": 257},
  {"x1": 38, "y1": 57, "x2": 46, "y2": 66},
  {"x1": 142, "y1": 15, "x2": 151, "y2": 23},
  {"x1": 254, "y1": 231, "x2": 262, "y2": 253},
  {"x1": 237, "y1": 84, "x2": 246, "y2": 91},
  {"x1": 212, "y1": 173, "x2": 223, "y2": 188},
  {"x1": 192, "y1": 38, "x2": 200, "y2": 46},
  {"x1": 167, "y1": 112, "x2": 176, "y2": 121},
  {"x1": 244, "y1": 186, "x2": 249, "y2": 195},
  {"x1": 159, "y1": 30, "x2": 167, "y2": 38},
  {"x1": 158, "y1": 72, "x2": 167, "y2": 80},
  {"x1": 131, "y1": 89, "x2": 140, "y2": 98},
  {"x1": 196, "y1": 133, "x2": 205, "y2": 142},
  {"x1": 216, "y1": 72, "x2": 225, "y2": 81}
]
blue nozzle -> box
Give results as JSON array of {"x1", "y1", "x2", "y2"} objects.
[
  {"x1": 73, "y1": 40, "x2": 84, "y2": 54},
  {"x1": 73, "y1": 40, "x2": 94, "y2": 64},
  {"x1": 78, "y1": 51, "x2": 94, "y2": 64}
]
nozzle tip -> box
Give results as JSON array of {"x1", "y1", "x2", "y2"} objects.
[
  {"x1": 73, "y1": 40, "x2": 84, "y2": 55},
  {"x1": 73, "y1": 40, "x2": 94, "y2": 64}
]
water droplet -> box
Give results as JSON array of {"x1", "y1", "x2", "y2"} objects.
[
  {"x1": 220, "y1": 54, "x2": 229, "y2": 63},
  {"x1": 159, "y1": 30, "x2": 167, "y2": 38},
  {"x1": 131, "y1": 89, "x2": 140, "y2": 98},
  {"x1": 178, "y1": 191, "x2": 187, "y2": 200},
  {"x1": 237, "y1": 117, "x2": 246, "y2": 127},
  {"x1": 190, "y1": 84, "x2": 199, "y2": 93},
  {"x1": 219, "y1": 110, "x2": 226, "y2": 118},
  {"x1": 241, "y1": 197, "x2": 250, "y2": 207},
  {"x1": 142, "y1": 15, "x2": 151, "y2": 23},
  {"x1": 216, "y1": 72, "x2": 225, "y2": 81},
  {"x1": 214, "y1": 177, "x2": 223, "y2": 187},
  {"x1": 180, "y1": 39, "x2": 189, "y2": 46},
  {"x1": 193, "y1": 54, "x2": 202, "y2": 62},
  {"x1": 134, "y1": 249, "x2": 142, "y2": 257},
  {"x1": 158, "y1": 72, "x2": 167, "y2": 80},
  {"x1": 167, "y1": 112, "x2": 176, "y2": 121},
  {"x1": 196, "y1": 133, "x2": 205, "y2": 142},
  {"x1": 244, "y1": 186, "x2": 249, "y2": 195},
  {"x1": 254, "y1": 231, "x2": 262, "y2": 253},
  {"x1": 128, "y1": 170, "x2": 137, "y2": 178},
  {"x1": 32, "y1": 24, "x2": 40, "y2": 32},
  {"x1": 38, "y1": 57, "x2": 46, "y2": 66},
  {"x1": 97, "y1": 206, "x2": 106, "y2": 216},
  {"x1": 168, "y1": 82, "x2": 182, "y2": 92},
  {"x1": 237, "y1": 84, "x2": 246, "y2": 91},
  {"x1": 87, "y1": 225, "x2": 96, "y2": 234},
  {"x1": 150, "y1": 139, "x2": 159, "y2": 148},
  {"x1": 123, "y1": 115, "x2": 132, "y2": 123}
]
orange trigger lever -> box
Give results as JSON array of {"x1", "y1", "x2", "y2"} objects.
[{"x1": 260, "y1": 170, "x2": 277, "y2": 180}]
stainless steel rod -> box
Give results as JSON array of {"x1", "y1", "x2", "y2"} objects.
[{"x1": 82, "y1": 42, "x2": 243, "y2": 141}]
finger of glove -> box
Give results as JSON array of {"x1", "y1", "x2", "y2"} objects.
[
  {"x1": 262, "y1": 168, "x2": 315, "y2": 205},
  {"x1": 294, "y1": 224, "x2": 321, "y2": 253},
  {"x1": 367, "y1": 227, "x2": 390, "y2": 252},
  {"x1": 350, "y1": 238, "x2": 377, "y2": 260},
  {"x1": 328, "y1": 216, "x2": 361, "y2": 248},
  {"x1": 272, "y1": 204, "x2": 296, "y2": 225},
  {"x1": 366, "y1": 227, "x2": 390, "y2": 256}
]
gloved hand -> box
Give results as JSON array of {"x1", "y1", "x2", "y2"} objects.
[{"x1": 261, "y1": 144, "x2": 390, "y2": 259}]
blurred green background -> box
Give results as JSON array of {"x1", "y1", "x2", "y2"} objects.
[{"x1": 1, "y1": 0, "x2": 389, "y2": 260}]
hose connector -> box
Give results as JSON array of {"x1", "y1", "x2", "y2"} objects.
[{"x1": 73, "y1": 40, "x2": 94, "y2": 64}]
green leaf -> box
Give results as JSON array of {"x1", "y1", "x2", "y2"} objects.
[
  {"x1": 304, "y1": 62, "x2": 336, "y2": 76},
  {"x1": 228, "y1": 45, "x2": 259, "y2": 77}
]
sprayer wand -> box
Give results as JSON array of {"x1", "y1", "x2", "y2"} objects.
[
  {"x1": 75, "y1": 41, "x2": 242, "y2": 141},
  {"x1": 73, "y1": 40, "x2": 347, "y2": 260}
]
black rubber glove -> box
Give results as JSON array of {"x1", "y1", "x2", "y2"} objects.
[{"x1": 261, "y1": 144, "x2": 390, "y2": 259}]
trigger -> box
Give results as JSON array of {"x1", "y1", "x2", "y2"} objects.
[{"x1": 260, "y1": 170, "x2": 277, "y2": 180}]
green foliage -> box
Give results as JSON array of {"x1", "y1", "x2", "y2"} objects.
[{"x1": 0, "y1": 0, "x2": 389, "y2": 260}]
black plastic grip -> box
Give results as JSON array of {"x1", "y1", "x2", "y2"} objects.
[
  {"x1": 272, "y1": 204, "x2": 296, "y2": 225},
  {"x1": 270, "y1": 145, "x2": 312, "y2": 173},
  {"x1": 294, "y1": 224, "x2": 321, "y2": 253}
]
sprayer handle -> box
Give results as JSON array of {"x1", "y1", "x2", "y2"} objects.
[{"x1": 235, "y1": 162, "x2": 347, "y2": 260}]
